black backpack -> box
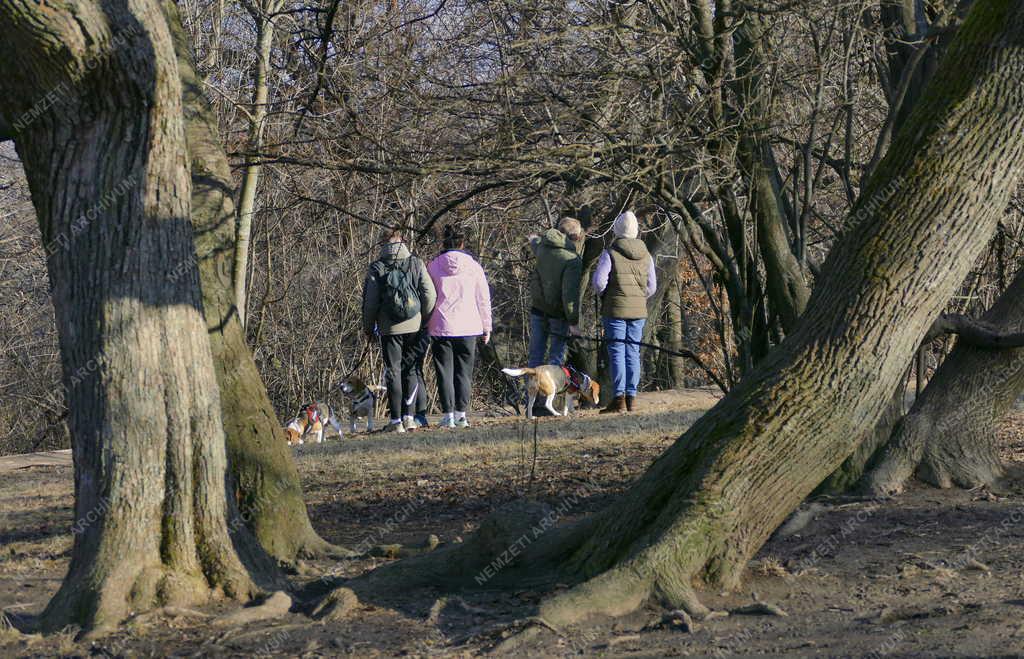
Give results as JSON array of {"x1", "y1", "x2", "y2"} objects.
[{"x1": 372, "y1": 257, "x2": 421, "y2": 322}]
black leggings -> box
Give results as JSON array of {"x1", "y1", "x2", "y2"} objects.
[
  {"x1": 431, "y1": 336, "x2": 477, "y2": 413},
  {"x1": 381, "y1": 331, "x2": 428, "y2": 419}
]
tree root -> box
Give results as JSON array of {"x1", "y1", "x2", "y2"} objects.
[
  {"x1": 775, "y1": 503, "x2": 826, "y2": 538},
  {"x1": 127, "y1": 606, "x2": 211, "y2": 628},
  {"x1": 537, "y1": 568, "x2": 652, "y2": 628},
  {"x1": 296, "y1": 536, "x2": 357, "y2": 561},
  {"x1": 310, "y1": 587, "x2": 360, "y2": 622},
  {"x1": 212, "y1": 591, "x2": 292, "y2": 627},
  {"x1": 731, "y1": 601, "x2": 788, "y2": 617},
  {"x1": 489, "y1": 623, "x2": 546, "y2": 655},
  {"x1": 366, "y1": 534, "x2": 441, "y2": 559},
  {"x1": 490, "y1": 564, "x2": 715, "y2": 654},
  {"x1": 535, "y1": 559, "x2": 711, "y2": 630}
]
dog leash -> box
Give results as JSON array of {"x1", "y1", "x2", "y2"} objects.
[
  {"x1": 554, "y1": 332, "x2": 728, "y2": 394},
  {"x1": 336, "y1": 341, "x2": 371, "y2": 388}
]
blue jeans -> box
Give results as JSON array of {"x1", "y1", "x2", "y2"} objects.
[
  {"x1": 602, "y1": 317, "x2": 645, "y2": 397},
  {"x1": 528, "y1": 312, "x2": 570, "y2": 367}
]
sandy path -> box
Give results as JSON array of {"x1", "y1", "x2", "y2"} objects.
[
  {"x1": 0, "y1": 449, "x2": 71, "y2": 473},
  {"x1": 0, "y1": 388, "x2": 722, "y2": 472}
]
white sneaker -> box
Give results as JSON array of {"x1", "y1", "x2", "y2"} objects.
[
  {"x1": 402, "y1": 415, "x2": 419, "y2": 431},
  {"x1": 440, "y1": 413, "x2": 456, "y2": 429},
  {"x1": 455, "y1": 413, "x2": 469, "y2": 428},
  {"x1": 385, "y1": 420, "x2": 406, "y2": 433}
]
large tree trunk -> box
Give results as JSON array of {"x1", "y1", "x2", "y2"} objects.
[
  {"x1": 866, "y1": 266, "x2": 1024, "y2": 494},
  {"x1": 0, "y1": 0, "x2": 260, "y2": 632},
  {"x1": 353, "y1": 0, "x2": 1024, "y2": 628},
  {"x1": 167, "y1": 2, "x2": 348, "y2": 562}
]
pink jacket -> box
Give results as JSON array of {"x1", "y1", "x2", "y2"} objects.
[{"x1": 427, "y1": 250, "x2": 492, "y2": 337}]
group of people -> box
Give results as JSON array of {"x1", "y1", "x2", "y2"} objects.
[{"x1": 361, "y1": 211, "x2": 656, "y2": 431}]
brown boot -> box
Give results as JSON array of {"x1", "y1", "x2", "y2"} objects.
[
  {"x1": 626, "y1": 395, "x2": 637, "y2": 412},
  {"x1": 600, "y1": 395, "x2": 626, "y2": 414}
]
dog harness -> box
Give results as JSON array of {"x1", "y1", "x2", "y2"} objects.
[
  {"x1": 560, "y1": 366, "x2": 591, "y2": 395},
  {"x1": 351, "y1": 389, "x2": 373, "y2": 407},
  {"x1": 304, "y1": 404, "x2": 321, "y2": 425}
]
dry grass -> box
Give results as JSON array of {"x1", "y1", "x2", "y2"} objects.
[{"x1": 753, "y1": 555, "x2": 789, "y2": 578}]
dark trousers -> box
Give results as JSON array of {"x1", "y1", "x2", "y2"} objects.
[
  {"x1": 431, "y1": 336, "x2": 477, "y2": 413},
  {"x1": 412, "y1": 332, "x2": 429, "y2": 415},
  {"x1": 381, "y1": 331, "x2": 427, "y2": 419}
]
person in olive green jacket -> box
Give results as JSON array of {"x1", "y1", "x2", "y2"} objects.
[
  {"x1": 527, "y1": 217, "x2": 583, "y2": 367},
  {"x1": 592, "y1": 211, "x2": 656, "y2": 413}
]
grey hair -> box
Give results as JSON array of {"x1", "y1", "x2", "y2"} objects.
[{"x1": 558, "y1": 217, "x2": 583, "y2": 240}]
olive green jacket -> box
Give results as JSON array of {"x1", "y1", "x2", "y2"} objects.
[
  {"x1": 362, "y1": 242, "x2": 436, "y2": 336},
  {"x1": 529, "y1": 229, "x2": 582, "y2": 323}
]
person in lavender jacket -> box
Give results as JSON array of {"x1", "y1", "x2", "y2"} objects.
[
  {"x1": 427, "y1": 225, "x2": 493, "y2": 428},
  {"x1": 592, "y1": 211, "x2": 656, "y2": 413}
]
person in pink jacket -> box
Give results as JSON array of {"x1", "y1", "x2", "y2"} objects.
[{"x1": 427, "y1": 225, "x2": 493, "y2": 428}]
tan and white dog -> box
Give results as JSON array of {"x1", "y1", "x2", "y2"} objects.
[
  {"x1": 501, "y1": 365, "x2": 601, "y2": 419},
  {"x1": 285, "y1": 402, "x2": 343, "y2": 445},
  {"x1": 339, "y1": 377, "x2": 387, "y2": 432}
]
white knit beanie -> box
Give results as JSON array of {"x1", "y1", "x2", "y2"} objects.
[{"x1": 613, "y1": 211, "x2": 639, "y2": 239}]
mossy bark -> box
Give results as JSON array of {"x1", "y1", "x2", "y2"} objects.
[
  {"x1": 167, "y1": 4, "x2": 348, "y2": 561},
  {"x1": 0, "y1": 0, "x2": 261, "y2": 632}
]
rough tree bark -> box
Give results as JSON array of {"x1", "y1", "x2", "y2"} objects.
[
  {"x1": 167, "y1": 1, "x2": 348, "y2": 562},
  {"x1": 866, "y1": 267, "x2": 1024, "y2": 494},
  {"x1": 0, "y1": 0, "x2": 262, "y2": 632},
  {"x1": 351, "y1": 0, "x2": 1024, "y2": 627}
]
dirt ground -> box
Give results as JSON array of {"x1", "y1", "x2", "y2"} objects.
[{"x1": 5, "y1": 388, "x2": 1024, "y2": 657}]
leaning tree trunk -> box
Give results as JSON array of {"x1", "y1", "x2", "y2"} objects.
[
  {"x1": 167, "y1": 1, "x2": 348, "y2": 562},
  {"x1": 866, "y1": 266, "x2": 1024, "y2": 494},
  {"x1": 353, "y1": 0, "x2": 1024, "y2": 628},
  {"x1": 0, "y1": 0, "x2": 261, "y2": 632}
]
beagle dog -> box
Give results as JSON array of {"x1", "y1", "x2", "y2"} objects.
[
  {"x1": 501, "y1": 365, "x2": 601, "y2": 419},
  {"x1": 339, "y1": 377, "x2": 387, "y2": 432},
  {"x1": 285, "y1": 402, "x2": 343, "y2": 445}
]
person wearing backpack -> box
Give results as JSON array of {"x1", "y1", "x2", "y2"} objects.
[
  {"x1": 592, "y1": 211, "x2": 656, "y2": 414},
  {"x1": 427, "y1": 225, "x2": 492, "y2": 429},
  {"x1": 362, "y1": 230, "x2": 436, "y2": 432}
]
